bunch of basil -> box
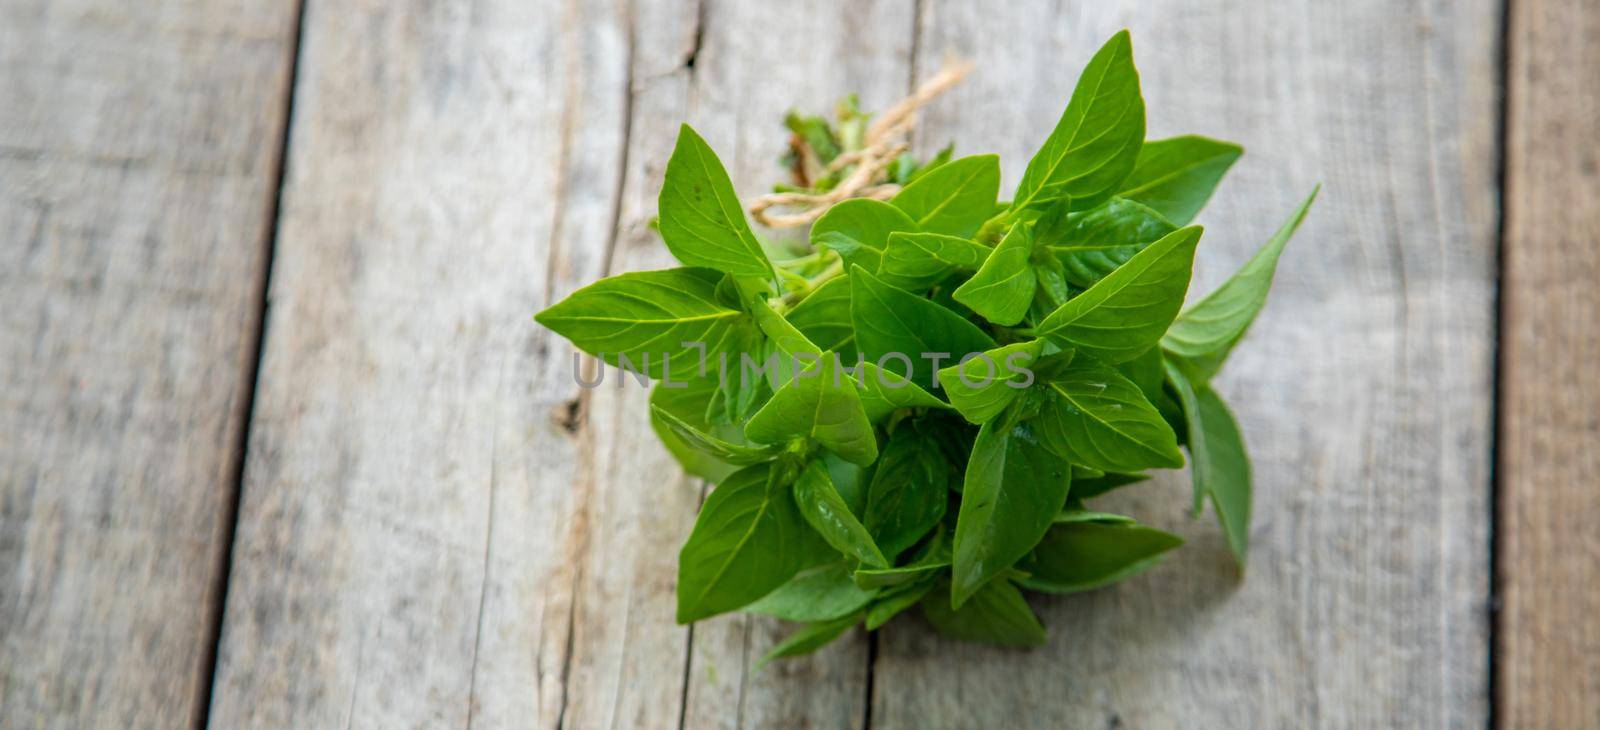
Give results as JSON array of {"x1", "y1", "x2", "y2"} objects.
[{"x1": 537, "y1": 30, "x2": 1315, "y2": 661}]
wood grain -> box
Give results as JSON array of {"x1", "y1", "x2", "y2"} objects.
[
  {"x1": 206, "y1": 0, "x2": 642, "y2": 725},
  {"x1": 208, "y1": 0, "x2": 907, "y2": 726},
  {"x1": 0, "y1": 1, "x2": 298, "y2": 727},
  {"x1": 1499, "y1": 0, "x2": 1600, "y2": 725},
  {"x1": 872, "y1": 1, "x2": 1499, "y2": 727}
]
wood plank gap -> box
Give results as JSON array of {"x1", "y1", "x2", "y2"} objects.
[
  {"x1": 1489, "y1": 0, "x2": 1513, "y2": 725},
  {"x1": 192, "y1": 1, "x2": 310, "y2": 727}
]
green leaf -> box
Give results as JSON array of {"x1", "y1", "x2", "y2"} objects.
[
  {"x1": 650, "y1": 380, "x2": 745, "y2": 481},
  {"x1": 793, "y1": 460, "x2": 889, "y2": 567},
  {"x1": 758, "y1": 613, "x2": 861, "y2": 668},
  {"x1": 1011, "y1": 30, "x2": 1145, "y2": 213},
  {"x1": 677, "y1": 464, "x2": 831, "y2": 623},
  {"x1": 1162, "y1": 187, "x2": 1317, "y2": 378},
  {"x1": 1034, "y1": 225, "x2": 1201, "y2": 363},
  {"x1": 1070, "y1": 471, "x2": 1151, "y2": 500},
  {"x1": 850, "y1": 267, "x2": 996, "y2": 389},
  {"x1": 535, "y1": 267, "x2": 759, "y2": 380},
  {"x1": 921, "y1": 579, "x2": 1046, "y2": 647},
  {"x1": 748, "y1": 561, "x2": 877, "y2": 622},
  {"x1": 716, "y1": 344, "x2": 772, "y2": 423},
  {"x1": 1020, "y1": 521, "x2": 1183, "y2": 593},
  {"x1": 649, "y1": 403, "x2": 780, "y2": 467},
  {"x1": 1052, "y1": 508, "x2": 1137, "y2": 525},
  {"x1": 890, "y1": 154, "x2": 1001, "y2": 238},
  {"x1": 878, "y1": 232, "x2": 992, "y2": 291},
  {"x1": 865, "y1": 580, "x2": 935, "y2": 630},
  {"x1": 951, "y1": 413, "x2": 1072, "y2": 607},
  {"x1": 786, "y1": 276, "x2": 856, "y2": 356},
  {"x1": 936, "y1": 340, "x2": 1045, "y2": 424},
  {"x1": 1039, "y1": 197, "x2": 1179, "y2": 289},
  {"x1": 952, "y1": 223, "x2": 1038, "y2": 326},
  {"x1": 853, "y1": 361, "x2": 949, "y2": 421},
  {"x1": 657, "y1": 125, "x2": 772, "y2": 279},
  {"x1": 1116, "y1": 344, "x2": 1168, "y2": 408},
  {"x1": 1165, "y1": 359, "x2": 1252, "y2": 565},
  {"x1": 812, "y1": 198, "x2": 919, "y2": 273},
  {"x1": 862, "y1": 427, "x2": 950, "y2": 559},
  {"x1": 1032, "y1": 355, "x2": 1184, "y2": 472},
  {"x1": 818, "y1": 450, "x2": 871, "y2": 517},
  {"x1": 752, "y1": 297, "x2": 823, "y2": 358},
  {"x1": 1117, "y1": 135, "x2": 1243, "y2": 225},
  {"x1": 855, "y1": 524, "x2": 951, "y2": 591},
  {"x1": 746, "y1": 355, "x2": 878, "y2": 465}
]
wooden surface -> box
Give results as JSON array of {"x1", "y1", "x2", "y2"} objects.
[
  {"x1": 1, "y1": 0, "x2": 1595, "y2": 727},
  {"x1": 0, "y1": 1, "x2": 298, "y2": 727},
  {"x1": 1500, "y1": 0, "x2": 1600, "y2": 726}
]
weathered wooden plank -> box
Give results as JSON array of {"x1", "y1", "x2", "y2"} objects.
[
  {"x1": 872, "y1": 2, "x2": 1498, "y2": 727},
  {"x1": 205, "y1": 0, "x2": 641, "y2": 726},
  {"x1": 1500, "y1": 0, "x2": 1600, "y2": 725},
  {"x1": 0, "y1": 1, "x2": 298, "y2": 727}
]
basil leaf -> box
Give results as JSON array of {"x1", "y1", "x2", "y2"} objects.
[
  {"x1": 747, "y1": 561, "x2": 877, "y2": 622},
  {"x1": 854, "y1": 361, "x2": 949, "y2": 421},
  {"x1": 746, "y1": 355, "x2": 878, "y2": 466},
  {"x1": 889, "y1": 154, "x2": 1001, "y2": 238},
  {"x1": 1070, "y1": 471, "x2": 1151, "y2": 500},
  {"x1": 1034, "y1": 225, "x2": 1200, "y2": 363},
  {"x1": 854, "y1": 560, "x2": 950, "y2": 590},
  {"x1": 1011, "y1": 30, "x2": 1144, "y2": 213},
  {"x1": 786, "y1": 276, "x2": 856, "y2": 356},
  {"x1": 878, "y1": 232, "x2": 992, "y2": 292},
  {"x1": 758, "y1": 613, "x2": 861, "y2": 668},
  {"x1": 677, "y1": 463, "x2": 831, "y2": 623},
  {"x1": 1165, "y1": 359, "x2": 1252, "y2": 565},
  {"x1": 951, "y1": 413, "x2": 1072, "y2": 607},
  {"x1": 1052, "y1": 508, "x2": 1136, "y2": 525},
  {"x1": 865, "y1": 580, "x2": 935, "y2": 630},
  {"x1": 921, "y1": 579, "x2": 1046, "y2": 647},
  {"x1": 650, "y1": 380, "x2": 743, "y2": 481},
  {"x1": 1162, "y1": 187, "x2": 1317, "y2": 378},
  {"x1": 1117, "y1": 135, "x2": 1243, "y2": 225},
  {"x1": 819, "y1": 450, "x2": 871, "y2": 517},
  {"x1": 793, "y1": 459, "x2": 889, "y2": 567},
  {"x1": 863, "y1": 427, "x2": 950, "y2": 559},
  {"x1": 752, "y1": 297, "x2": 822, "y2": 357},
  {"x1": 535, "y1": 267, "x2": 758, "y2": 380},
  {"x1": 936, "y1": 340, "x2": 1045, "y2": 424},
  {"x1": 658, "y1": 125, "x2": 773, "y2": 279},
  {"x1": 812, "y1": 198, "x2": 919, "y2": 273},
  {"x1": 1020, "y1": 521, "x2": 1183, "y2": 593},
  {"x1": 850, "y1": 267, "x2": 996, "y2": 389},
  {"x1": 1039, "y1": 197, "x2": 1178, "y2": 289},
  {"x1": 1116, "y1": 344, "x2": 1167, "y2": 408},
  {"x1": 717, "y1": 344, "x2": 771, "y2": 424},
  {"x1": 760, "y1": 276, "x2": 948, "y2": 422},
  {"x1": 1033, "y1": 355, "x2": 1184, "y2": 472},
  {"x1": 952, "y1": 222, "x2": 1038, "y2": 326},
  {"x1": 649, "y1": 403, "x2": 781, "y2": 467}
]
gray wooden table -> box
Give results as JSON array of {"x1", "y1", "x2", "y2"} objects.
[{"x1": 3, "y1": 0, "x2": 1595, "y2": 727}]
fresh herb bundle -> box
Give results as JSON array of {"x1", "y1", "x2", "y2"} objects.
[{"x1": 536, "y1": 30, "x2": 1315, "y2": 661}]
